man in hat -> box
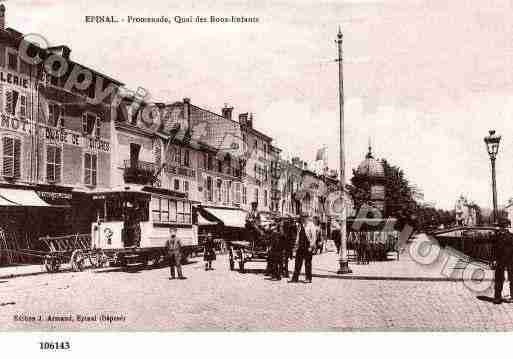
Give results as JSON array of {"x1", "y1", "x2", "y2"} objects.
[
  {"x1": 165, "y1": 228, "x2": 186, "y2": 280},
  {"x1": 493, "y1": 221, "x2": 513, "y2": 304},
  {"x1": 290, "y1": 214, "x2": 317, "y2": 283}
]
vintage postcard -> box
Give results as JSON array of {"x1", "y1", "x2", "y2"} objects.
[{"x1": 0, "y1": 0, "x2": 513, "y2": 344}]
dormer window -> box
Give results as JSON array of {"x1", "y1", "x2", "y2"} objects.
[
  {"x1": 82, "y1": 112, "x2": 100, "y2": 137},
  {"x1": 48, "y1": 103, "x2": 62, "y2": 127},
  {"x1": 7, "y1": 52, "x2": 18, "y2": 71}
]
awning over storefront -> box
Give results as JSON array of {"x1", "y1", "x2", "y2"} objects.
[
  {"x1": 0, "y1": 189, "x2": 50, "y2": 207},
  {"x1": 197, "y1": 211, "x2": 219, "y2": 226},
  {"x1": 200, "y1": 207, "x2": 247, "y2": 228}
]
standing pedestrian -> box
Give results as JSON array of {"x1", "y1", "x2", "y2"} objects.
[
  {"x1": 269, "y1": 222, "x2": 284, "y2": 280},
  {"x1": 165, "y1": 228, "x2": 185, "y2": 280},
  {"x1": 281, "y1": 218, "x2": 296, "y2": 278},
  {"x1": 332, "y1": 228, "x2": 341, "y2": 254},
  {"x1": 493, "y1": 226, "x2": 513, "y2": 304},
  {"x1": 290, "y1": 214, "x2": 316, "y2": 283},
  {"x1": 203, "y1": 232, "x2": 216, "y2": 271}
]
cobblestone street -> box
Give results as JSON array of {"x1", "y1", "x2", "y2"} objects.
[{"x1": 2, "y1": 244, "x2": 513, "y2": 331}]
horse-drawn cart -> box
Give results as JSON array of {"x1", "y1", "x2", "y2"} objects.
[
  {"x1": 39, "y1": 234, "x2": 107, "y2": 272},
  {"x1": 228, "y1": 240, "x2": 268, "y2": 273}
]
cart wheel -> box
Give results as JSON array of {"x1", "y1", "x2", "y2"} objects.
[
  {"x1": 44, "y1": 257, "x2": 60, "y2": 273},
  {"x1": 71, "y1": 250, "x2": 85, "y2": 272}
]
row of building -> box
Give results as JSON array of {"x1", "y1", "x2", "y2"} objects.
[{"x1": 0, "y1": 5, "x2": 349, "y2": 247}]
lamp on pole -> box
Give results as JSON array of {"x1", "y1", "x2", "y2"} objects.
[
  {"x1": 336, "y1": 27, "x2": 352, "y2": 274},
  {"x1": 484, "y1": 130, "x2": 501, "y2": 225}
]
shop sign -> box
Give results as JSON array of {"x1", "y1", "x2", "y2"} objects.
[
  {"x1": 36, "y1": 191, "x2": 73, "y2": 201},
  {"x1": 0, "y1": 114, "x2": 110, "y2": 152}
]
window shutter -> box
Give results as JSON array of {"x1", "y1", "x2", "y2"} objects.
[
  {"x1": 11, "y1": 91, "x2": 19, "y2": 116},
  {"x1": 92, "y1": 154, "x2": 97, "y2": 186},
  {"x1": 46, "y1": 147, "x2": 53, "y2": 182},
  {"x1": 55, "y1": 148, "x2": 61, "y2": 182},
  {"x1": 5, "y1": 90, "x2": 12, "y2": 115},
  {"x1": 82, "y1": 113, "x2": 87, "y2": 133},
  {"x1": 59, "y1": 106, "x2": 65, "y2": 127},
  {"x1": 3, "y1": 137, "x2": 13, "y2": 177},
  {"x1": 13, "y1": 138, "x2": 20, "y2": 178},
  {"x1": 84, "y1": 153, "x2": 91, "y2": 184}
]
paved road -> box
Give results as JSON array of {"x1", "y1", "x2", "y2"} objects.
[{"x1": 1, "y1": 250, "x2": 513, "y2": 331}]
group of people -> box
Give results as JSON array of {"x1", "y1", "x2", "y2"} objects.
[{"x1": 246, "y1": 202, "x2": 324, "y2": 283}]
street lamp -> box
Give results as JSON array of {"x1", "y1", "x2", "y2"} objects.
[{"x1": 484, "y1": 130, "x2": 501, "y2": 225}]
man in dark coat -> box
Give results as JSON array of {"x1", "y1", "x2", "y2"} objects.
[
  {"x1": 165, "y1": 228, "x2": 185, "y2": 280},
  {"x1": 290, "y1": 215, "x2": 316, "y2": 283},
  {"x1": 282, "y1": 219, "x2": 296, "y2": 278},
  {"x1": 493, "y1": 227, "x2": 513, "y2": 304},
  {"x1": 331, "y1": 228, "x2": 341, "y2": 254}
]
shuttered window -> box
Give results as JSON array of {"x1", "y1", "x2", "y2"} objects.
[
  {"x1": 46, "y1": 146, "x2": 61, "y2": 183},
  {"x1": 84, "y1": 153, "x2": 97, "y2": 186},
  {"x1": 48, "y1": 103, "x2": 61, "y2": 127},
  {"x1": 19, "y1": 95, "x2": 27, "y2": 119},
  {"x1": 3, "y1": 137, "x2": 21, "y2": 178}
]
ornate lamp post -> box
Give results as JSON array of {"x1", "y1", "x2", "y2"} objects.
[
  {"x1": 336, "y1": 27, "x2": 352, "y2": 274},
  {"x1": 484, "y1": 130, "x2": 501, "y2": 225}
]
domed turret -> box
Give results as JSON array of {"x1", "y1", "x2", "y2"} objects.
[
  {"x1": 356, "y1": 145, "x2": 385, "y2": 178},
  {"x1": 355, "y1": 144, "x2": 386, "y2": 212}
]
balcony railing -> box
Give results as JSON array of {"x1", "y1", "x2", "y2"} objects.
[{"x1": 123, "y1": 160, "x2": 159, "y2": 185}]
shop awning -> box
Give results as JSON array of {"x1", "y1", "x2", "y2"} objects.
[
  {"x1": 197, "y1": 211, "x2": 219, "y2": 226},
  {"x1": 0, "y1": 189, "x2": 50, "y2": 207},
  {"x1": 201, "y1": 207, "x2": 247, "y2": 228}
]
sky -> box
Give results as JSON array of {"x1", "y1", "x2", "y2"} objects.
[{"x1": 9, "y1": 0, "x2": 513, "y2": 209}]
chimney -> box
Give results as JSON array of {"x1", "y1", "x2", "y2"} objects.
[
  {"x1": 183, "y1": 98, "x2": 191, "y2": 130},
  {"x1": 221, "y1": 104, "x2": 233, "y2": 121},
  {"x1": 239, "y1": 112, "x2": 248, "y2": 125},
  {"x1": 48, "y1": 45, "x2": 71, "y2": 60},
  {"x1": 0, "y1": 5, "x2": 6, "y2": 31},
  {"x1": 248, "y1": 113, "x2": 253, "y2": 128}
]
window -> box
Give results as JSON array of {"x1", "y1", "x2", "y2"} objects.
[
  {"x1": 19, "y1": 95, "x2": 27, "y2": 119},
  {"x1": 177, "y1": 201, "x2": 184, "y2": 223},
  {"x1": 184, "y1": 180, "x2": 189, "y2": 192},
  {"x1": 151, "y1": 197, "x2": 161, "y2": 223},
  {"x1": 254, "y1": 139, "x2": 258, "y2": 149},
  {"x1": 207, "y1": 154, "x2": 213, "y2": 171},
  {"x1": 217, "y1": 160, "x2": 222, "y2": 173},
  {"x1": 5, "y1": 90, "x2": 19, "y2": 116},
  {"x1": 183, "y1": 149, "x2": 190, "y2": 167},
  {"x1": 48, "y1": 103, "x2": 62, "y2": 127},
  {"x1": 151, "y1": 197, "x2": 176, "y2": 223},
  {"x1": 206, "y1": 176, "x2": 213, "y2": 202},
  {"x1": 95, "y1": 117, "x2": 101, "y2": 137},
  {"x1": 254, "y1": 188, "x2": 259, "y2": 204},
  {"x1": 7, "y1": 52, "x2": 18, "y2": 71},
  {"x1": 84, "y1": 153, "x2": 97, "y2": 186},
  {"x1": 82, "y1": 113, "x2": 97, "y2": 135},
  {"x1": 216, "y1": 179, "x2": 222, "y2": 202},
  {"x1": 46, "y1": 146, "x2": 61, "y2": 183},
  {"x1": 242, "y1": 186, "x2": 247, "y2": 205},
  {"x1": 169, "y1": 200, "x2": 177, "y2": 222},
  {"x1": 177, "y1": 201, "x2": 191, "y2": 224},
  {"x1": 235, "y1": 183, "x2": 241, "y2": 204},
  {"x1": 264, "y1": 190, "x2": 268, "y2": 207},
  {"x1": 174, "y1": 178, "x2": 180, "y2": 191},
  {"x1": 2, "y1": 137, "x2": 21, "y2": 178},
  {"x1": 174, "y1": 147, "x2": 181, "y2": 163}
]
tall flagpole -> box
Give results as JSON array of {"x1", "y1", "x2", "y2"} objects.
[{"x1": 336, "y1": 27, "x2": 352, "y2": 274}]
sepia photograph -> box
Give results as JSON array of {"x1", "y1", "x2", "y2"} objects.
[{"x1": 0, "y1": 1, "x2": 513, "y2": 345}]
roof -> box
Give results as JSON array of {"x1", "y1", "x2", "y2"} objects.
[
  {"x1": 356, "y1": 146, "x2": 385, "y2": 178},
  {"x1": 1, "y1": 28, "x2": 124, "y2": 86}
]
